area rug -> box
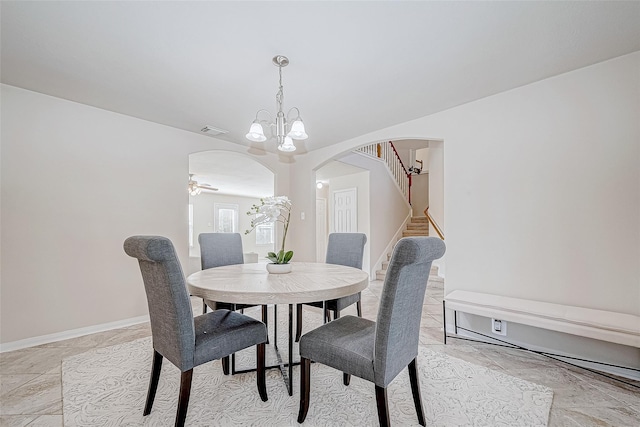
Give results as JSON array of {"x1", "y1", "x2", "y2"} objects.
[{"x1": 62, "y1": 312, "x2": 552, "y2": 426}]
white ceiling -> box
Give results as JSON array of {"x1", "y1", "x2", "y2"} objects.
[
  {"x1": 189, "y1": 151, "x2": 274, "y2": 199},
  {"x1": 316, "y1": 161, "x2": 367, "y2": 183},
  {"x1": 2, "y1": 1, "x2": 639, "y2": 156}
]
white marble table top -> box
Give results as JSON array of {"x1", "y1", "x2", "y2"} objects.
[{"x1": 186, "y1": 262, "x2": 369, "y2": 305}]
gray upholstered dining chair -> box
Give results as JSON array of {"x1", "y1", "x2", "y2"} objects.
[
  {"x1": 198, "y1": 232, "x2": 269, "y2": 375},
  {"x1": 295, "y1": 233, "x2": 367, "y2": 341},
  {"x1": 297, "y1": 236, "x2": 446, "y2": 427},
  {"x1": 124, "y1": 235, "x2": 268, "y2": 427},
  {"x1": 198, "y1": 232, "x2": 246, "y2": 313}
]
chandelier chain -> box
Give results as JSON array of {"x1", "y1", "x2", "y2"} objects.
[{"x1": 276, "y1": 64, "x2": 284, "y2": 113}]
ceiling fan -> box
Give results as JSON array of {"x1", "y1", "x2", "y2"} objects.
[{"x1": 188, "y1": 174, "x2": 218, "y2": 195}]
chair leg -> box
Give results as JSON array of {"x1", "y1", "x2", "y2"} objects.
[
  {"x1": 375, "y1": 385, "x2": 390, "y2": 427},
  {"x1": 231, "y1": 353, "x2": 236, "y2": 375},
  {"x1": 257, "y1": 343, "x2": 268, "y2": 402},
  {"x1": 357, "y1": 300, "x2": 362, "y2": 317},
  {"x1": 297, "y1": 357, "x2": 311, "y2": 423},
  {"x1": 343, "y1": 373, "x2": 351, "y2": 386},
  {"x1": 334, "y1": 309, "x2": 340, "y2": 319},
  {"x1": 295, "y1": 303, "x2": 303, "y2": 342},
  {"x1": 143, "y1": 350, "x2": 163, "y2": 416},
  {"x1": 222, "y1": 356, "x2": 230, "y2": 375},
  {"x1": 175, "y1": 369, "x2": 193, "y2": 427},
  {"x1": 408, "y1": 358, "x2": 426, "y2": 426},
  {"x1": 274, "y1": 305, "x2": 278, "y2": 345},
  {"x1": 262, "y1": 305, "x2": 269, "y2": 344},
  {"x1": 202, "y1": 300, "x2": 207, "y2": 314}
]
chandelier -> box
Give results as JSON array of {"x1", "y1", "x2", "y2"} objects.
[{"x1": 246, "y1": 55, "x2": 308, "y2": 152}]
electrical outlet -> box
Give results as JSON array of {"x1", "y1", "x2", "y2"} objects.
[{"x1": 491, "y1": 318, "x2": 507, "y2": 336}]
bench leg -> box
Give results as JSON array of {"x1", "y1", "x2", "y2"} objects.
[
  {"x1": 454, "y1": 309, "x2": 458, "y2": 335},
  {"x1": 442, "y1": 300, "x2": 447, "y2": 345}
]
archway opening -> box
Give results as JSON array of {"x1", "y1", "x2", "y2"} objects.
[{"x1": 188, "y1": 150, "x2": 275, "y2": 274}]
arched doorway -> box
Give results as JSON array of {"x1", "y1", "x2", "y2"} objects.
[
  {"x1": 187, "y1": 150, "x2": 275, "y2": 274},
  {"x1": 311, "y1": 138, "x2": 443, "y2": 278}
]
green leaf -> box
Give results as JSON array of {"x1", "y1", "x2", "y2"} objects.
[
  {"x1": 266, "y1": 251, "x2": 278, "y2": 263},
  {"x1": 266, "y1": 249, "x2": 293, "y2": 264}
]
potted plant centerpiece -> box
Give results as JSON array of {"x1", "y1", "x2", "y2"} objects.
[{"x1": 246, "y1": 196, "x2": 294, "y2": 274}]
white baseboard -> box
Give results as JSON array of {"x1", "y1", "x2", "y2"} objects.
[{"x1": 0, "y1": 315, "x2": 149, "y2": 353}]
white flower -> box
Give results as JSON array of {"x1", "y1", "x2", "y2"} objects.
[{"x1": 245, "y1": 196, "x2": 293, "y2": 264}]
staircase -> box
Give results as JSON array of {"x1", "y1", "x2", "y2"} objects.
[
  {"x1": 402, "y1": 216, "x2": 429, "y2": 237},
  {"x1": 375, "y1": 216, "x2": 444, "y2": 287}
]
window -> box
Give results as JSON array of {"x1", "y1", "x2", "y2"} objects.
[
  {"x1": 256, "y1": 223, "x2": 274, "y2": 245},
  {"x1": 214, "y1": 203, "x2": 239, "y2": 233}
]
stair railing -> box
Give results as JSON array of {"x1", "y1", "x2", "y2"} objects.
[
  {"x1": 357, "y1": 141, "x2": 411, "y2": 203},
  {"x1": 423, "y1": 206, "x2": 445, "y2": 240}
]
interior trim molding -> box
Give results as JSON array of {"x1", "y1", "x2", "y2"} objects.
[{"x1": 0, "y1": 315, "x2": 149, "y2": 353}]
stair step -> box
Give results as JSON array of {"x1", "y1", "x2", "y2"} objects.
[
  {"x1": 402, "y1": 230, "x2": 429, "y2": 237},
  {"x1": 406, "y1": 223, "x2": 428, "y2": 230},
  {"x1": 411, "y1": 217, "x2": 428, "y2": 223}
]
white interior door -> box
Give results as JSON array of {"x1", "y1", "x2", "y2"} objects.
[
  {"x1": 332, "y1": 188, "x2": 357, "y2": 233},
  {"x1": 315, "y1": 198, "x2": 327, "y2": 262}
]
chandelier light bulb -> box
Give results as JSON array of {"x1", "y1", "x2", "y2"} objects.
[
  {"x1": 246, "y1": 122, "x2": 267, "y2": 142},
  {"x1": 278, "y1": 136, "x2": 296, "y2": 152},
  {"x1": 287, "y1": 119, "x2": 308, "y2": 140}
]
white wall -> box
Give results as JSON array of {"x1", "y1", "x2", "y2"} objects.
[
  {"x1": 427, "y1": 141, "x2": 444, "y2": 230},
  {"x1": 315, "y1": 184, "x2": 329, "y2": 262},
  {"x1": 415, "y1": 147, "x2": 429, "y2": 172},
  {"x1": 427, "y1": 140, "x2": 445, "y2": 275},
  {"x1": 288, "y1": 52, "x2": 640, "y2": 367},
  {"x1": 0, "y1": 84, "x2": 289, "y2": 346},
  {"x1": 411, "y1": 173, "x2": 429, "y2": 216}
]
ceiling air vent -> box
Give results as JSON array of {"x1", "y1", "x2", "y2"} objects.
[{"x1": 200, "y1": 125, "x2": 229, "y2": 136}]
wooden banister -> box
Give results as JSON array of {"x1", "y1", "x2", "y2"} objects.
[
  {"x1": 389, "y1": 141, "x2": 409, "y2": 176},
  {"x1": 388, "y1": 141, "x2": 411, "y2": 204},
  {"x1": 355, "y1": 141, "x2": 412, "y2": 204},
  {"x1": 423, "y1": 206, "x2": 444, "y2": 240}
]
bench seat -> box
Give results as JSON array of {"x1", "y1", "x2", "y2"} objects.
[{"x1": 445, "y1": 290, "x2": 640, "y2": 348}]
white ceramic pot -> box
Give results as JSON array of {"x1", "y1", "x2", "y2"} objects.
[{"x1": 266, "y1": 263, "x2": 292, "y2": 274}]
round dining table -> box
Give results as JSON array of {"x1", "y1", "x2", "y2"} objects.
[{"x1": 186, "y1": 261, "x2": 369, "y2": 395}]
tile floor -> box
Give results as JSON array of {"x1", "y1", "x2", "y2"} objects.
[{"x1": 1, "y1": 280, "x2": 638, "y2": 426}]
